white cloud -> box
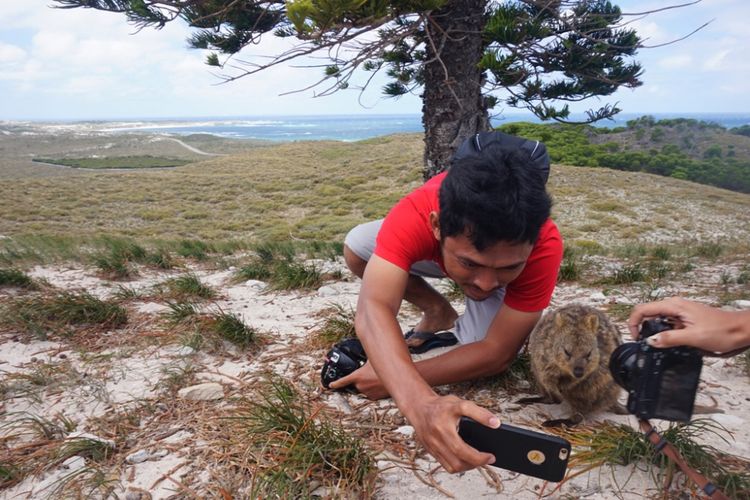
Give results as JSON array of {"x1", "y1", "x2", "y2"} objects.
[
  {"x1": 658, "y1": 54, "x2": 692, "y2": 69},
  {"x1": 702, "y1": 49, "x2": 731, "y2": 71},
  {"x1": 0, "y1": 42, "x2": 26, "y2": 63}
]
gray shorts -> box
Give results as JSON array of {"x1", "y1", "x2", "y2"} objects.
[{"x1": 344, "y1": 219, "x2": 506, "y2": 345}]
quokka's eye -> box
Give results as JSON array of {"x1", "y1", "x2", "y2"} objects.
[{"x1": 563, "y1": 348, "x2": 572, "y2": 359}]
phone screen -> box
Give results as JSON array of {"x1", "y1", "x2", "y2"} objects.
[{"x1": 458, "y1": 418, "x2": 571, "y2": 482}]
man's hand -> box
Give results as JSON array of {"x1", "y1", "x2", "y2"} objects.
[
  {"x1": 329, "y1": 362, "x2": 389, "y2": 400},
  {"x1": 406, "y1": 393, "x2": 499, "y2": 473}
]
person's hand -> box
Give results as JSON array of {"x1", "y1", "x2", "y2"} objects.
[
  {"x1": 329, "y1": 362, "x2": 389, "y2": 399},
  {"x1": 628, "y1": 297, "x2": 750, "y2": 355},
  {"x1": 405, "y1": 393, "x2": 499, "y2": 473}
]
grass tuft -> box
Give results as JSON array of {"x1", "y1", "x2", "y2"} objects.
[
  {"x1": 558, "y1": 247, "x2": 581, "y2": 282},
  {"x1": 313, "y1": 304, "x2": 356, "y2": 347},
  {"x1": 235, "y1": 255, "x2": 323, "y2": 291},
  {"x1": 606, "y1": 263, "x2": 646, "y2": 285},
  {"x1": 57, "y1": 437, "x2": 114, "y2": 463},
  {"x1": 163, "y1": 300, "x2": 199, "y2": 324},
  {"x1": 157, "y1": 272, "x2": 216, "y2": 300},
  {"x1": 239, "y1": 376, "x2": 375, "y2": 497},
  {"x1": 3, "y1": 291, "x2": 127, "y2": 339},
  {"x1": 550, "y1": 419, "x2": 750, "y2": 498},
  {"x1": 0, "y1": 268, "x2": 35, "y2": 288},
  {"x1": 176, "y1": 239, "x2": 213, "y2": 260},
  {"x1": 210, "y1": 309, "x2": 257, "y2": 349}
]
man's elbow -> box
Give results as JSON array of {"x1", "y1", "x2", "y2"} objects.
[{"x1": 475, "y1": 341, "x2": 518, "y2": 378}]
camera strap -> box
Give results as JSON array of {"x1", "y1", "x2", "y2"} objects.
[{"x1": 638, "y1": 420, "x2": 729, "y2": 500}]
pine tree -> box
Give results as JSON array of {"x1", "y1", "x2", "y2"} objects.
[{"x1": 55, "y1": 0, "x2": 644, "y2": 178}]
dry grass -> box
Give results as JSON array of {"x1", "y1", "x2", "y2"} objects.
[
  {"x1": 1, "y1": 133, "x2": 748, "y2": 256},
  {"x1": 0, "y1": 135, "x2": 423, "y2": 244}
]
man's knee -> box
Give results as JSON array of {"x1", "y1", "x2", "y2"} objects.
[{"x1": 344, "y1": 244, "x2": 368, "y2": 278}]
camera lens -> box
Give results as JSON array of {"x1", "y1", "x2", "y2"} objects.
[{"x1": 609, "y1": 342, "x2": 640, "y2": 390}]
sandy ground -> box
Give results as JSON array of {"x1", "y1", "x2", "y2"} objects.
[{"x1": 1, "y1": 254, "x2": 749, "y2": 500}]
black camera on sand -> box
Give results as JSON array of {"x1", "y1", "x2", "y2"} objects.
[
  {"x1": 609, "y1": 318, "x2": 703, "y2": 422},
  {"x1": 321, "y1": 338, "x2": 367, "y2": 389}
]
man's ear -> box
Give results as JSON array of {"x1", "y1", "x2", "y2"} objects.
[{"x1": 429, "y1": 211, "x2": 440, "y2": 241}]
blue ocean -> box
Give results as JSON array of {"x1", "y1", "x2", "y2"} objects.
[{"x1": 98, "y1": 112, "x2": 750, "y2": 142}]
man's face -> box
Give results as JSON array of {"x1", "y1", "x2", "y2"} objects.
[{"x1": 438, "y1": 230, "x2": 533, "y2": 302}]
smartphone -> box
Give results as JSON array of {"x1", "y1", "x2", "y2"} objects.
[{"x1": 458, "y1": 417, "x2": 571, "y2": 482}]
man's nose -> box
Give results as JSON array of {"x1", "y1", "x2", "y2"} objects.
[{"x1": 473, "y1": 270, "x2": 500, "y2": 292}]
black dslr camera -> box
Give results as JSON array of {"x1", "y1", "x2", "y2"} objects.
[
  {"x1": 609, "y1": 318, "x2": 703, "y2": 422},
  {"x1": 321, "y1": 338, "x2": 367, "y2": 389}
]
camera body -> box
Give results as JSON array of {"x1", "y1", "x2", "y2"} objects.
[
  {"x1": 320, "y1": 338, "x2": 367, "y2": 389},
  {"x1": 609, "y1": 318, "x2": 703, "y2": 422}
]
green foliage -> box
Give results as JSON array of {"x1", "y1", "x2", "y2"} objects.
[
  {"x1": 0, "y1": 268, "x2": 34, "y2": 288},
  {"x1": 315, "y1": 304, "x2": 355, "y2": 345},
  {"x1": 558, "y1": 246, "x2": 580, "y2": 282},
  {"x1": 235, "y1": 246, "x2": 323, "y2": 291},
  {"x1": 210, "y1": 310, "x2": 257, "y2": 349},
  {"x1": 3, "y1": 291, "x2": 128, "y2": 338},
  {"x1": 554, "y1": 419, "x2": 750, "y2": 498},
  {"x1": 497, "y1": 119, "x2": 750, "y2": 193},
  {"x1": 163, "y1": 300, "x2": 199, "y2": 324},
  {"x1": 240, "y1": 376, "x2": 375, "y2": 497},
  {"x1": 175, "y1": 239, "x2": 213, "y2": 260},
  {"x1": 158, "y1": 273, "x2": 216, "y2": 300},
  {"x1": 90, "y1": 237, "x2": 149, "y2": 279},
  {"x1": 606, "y1": 263, "x2": 645, "y2": 285},
  {"x1": 32, "y1": 156, "x2": 190, "y2": 169}
]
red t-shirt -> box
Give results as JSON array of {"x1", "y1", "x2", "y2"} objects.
[{"x1": 374, "y1": 172, "x2": 562, "y2": 312}]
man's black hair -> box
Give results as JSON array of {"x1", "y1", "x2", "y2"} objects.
[{"x1": 438, "y1": 142, "x2": 552, "y2": 250}]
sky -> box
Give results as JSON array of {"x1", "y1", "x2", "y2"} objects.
[{"x1": 1, "y1": 0, "x2": 749, "y2": 121}]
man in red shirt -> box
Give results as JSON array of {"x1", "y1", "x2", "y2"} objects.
[{"x1": 330, "y1": 132, "x2": 563, "y2": 473}]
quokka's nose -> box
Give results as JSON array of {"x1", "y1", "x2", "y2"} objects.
[{"x1": 574, "y1": 366, "x2": 585, "y2": 378}]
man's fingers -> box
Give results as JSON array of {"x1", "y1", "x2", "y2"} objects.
[
  {"x1": 461, "y1": 403, "x2": 500, "y2": 430},
  {"x1": 328, "y1": 373, "x2": 353, "y2": 390}
]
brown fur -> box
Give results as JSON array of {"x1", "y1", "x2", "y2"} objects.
[{"x1": 527, "y1": 304, "x2": 623, "y2": 420}]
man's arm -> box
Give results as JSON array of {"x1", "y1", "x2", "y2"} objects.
[
  {"x1": 332, "y1": 254, "x2": 499, "y2": 473},
  {"x1": 336, "y1": 300, "x2": 540, "y2": 397}
]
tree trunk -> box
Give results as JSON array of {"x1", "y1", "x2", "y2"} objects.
[{"x1": 421, "y1": 0, "x2": 490, "y2": 180}]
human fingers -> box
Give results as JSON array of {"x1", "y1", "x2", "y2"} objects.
[
  {"x1": 438, "y1": 400, "x2": 497, "y2": 471},
  {"x1": 327, "y1": 371, "x2": 356, "y2": 390},
  {"x1": 413, "y1": 397, "x2": 494, "y2": 472},
  {"x1": 628, "y1": 298, "x2": 686, "y2": 339}
]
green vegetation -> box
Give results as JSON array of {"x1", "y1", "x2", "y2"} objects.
[
  {"x1": 163, "y1": 302, "x2": 259, "y2": 351},
  {"x1": 553, "y1": 419, "x2": 750, "y2": 498},
  {"x1": 33, "y1": 156, "x2": 191, "y2": 169},
  {"x1": 558, "y1": 247, "x2": 581, "y2": 282},
  {"x1": 156, "y1": 273, "x2": 216, "y2": 300},
  {"x1": 2, "y1": 291, "x2": 127, "y2": 339},
  {"x1": 235, "y1": 249, "x2": 324, "y2": 291},
  {"x1": 313, "y1": 304, "x2": 356, "y2": 347},
  {"x1": 239, "y1": 377, "x2": 375, "y2": 497},
  {"x1": 0, "y1": 268, "x2": 34, "y2": 288},
  {"x1": 499, "y1": 117, "x2": 750, "y2": 193},
  {"x1": 210, "y1": 309, "x2": 257, "y2": 349}
]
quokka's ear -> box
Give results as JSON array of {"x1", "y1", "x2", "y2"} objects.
[{"x1": 584, "y1": 312, "x2": 599, "y2": 332}]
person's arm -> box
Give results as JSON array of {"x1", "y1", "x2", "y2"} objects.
[
  {"x1": 331, "y1": 254, "x2": 499, "y2": 473},
  {"x1": 336, "y1": 304, "x2": 540, "y2": 398},
  {"x1": 628, "y1": 297, "x2": 750, "y2": 355}
]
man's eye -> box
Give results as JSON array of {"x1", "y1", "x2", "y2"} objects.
[{"x1": 461, "y1": 260, "x2": 477, "y2": 268}]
